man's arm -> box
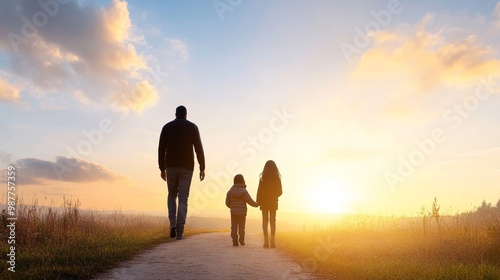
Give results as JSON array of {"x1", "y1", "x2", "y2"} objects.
[
  {"x1": 158, "y1": 126, "x2": 167, "y2": 181},
  {"x1": 193, "y1": 125, "x2": 205, "y2": 181}
]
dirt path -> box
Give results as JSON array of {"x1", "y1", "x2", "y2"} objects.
[{"x1": 96, "y1": 232, "x2": 318, "y2": 280}]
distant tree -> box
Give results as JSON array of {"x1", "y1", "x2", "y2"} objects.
[
  {"x1": 497, "y1": 199, "x2": 500, "y2": 209},
  {"x1": 477, "y1": 200, "x2": 492, "y2": 215},
  {"x1": 483, "y1": 200, "x2": 491, "y2": 209}
]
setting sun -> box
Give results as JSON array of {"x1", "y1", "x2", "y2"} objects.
[{"x1": 307, "y1": 178, "x2": 354, "y2": 214}]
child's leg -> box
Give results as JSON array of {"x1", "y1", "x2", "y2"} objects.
[
  {"x1": 239, "y1": 216, "x2": 246, "y2": 245},
  {"x1": 230, "y1": 215, "x2": 238, "y2": 246}
]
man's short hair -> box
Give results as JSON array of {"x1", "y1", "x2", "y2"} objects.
[{"x1": 176, "y1": 105, "x2": 187, "y2": 117}]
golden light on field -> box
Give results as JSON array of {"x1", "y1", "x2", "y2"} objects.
[{"x1": 307, "y1": 178, "x2": 354, "y2": 214}]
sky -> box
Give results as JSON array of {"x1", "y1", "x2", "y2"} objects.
[{"x1": 1, "y1": 0, "x2": 500, "y2": 219}]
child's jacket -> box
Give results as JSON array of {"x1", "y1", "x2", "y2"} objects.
[{"x1": 225, "y1": 183, "x2": 259, "y2": 216}]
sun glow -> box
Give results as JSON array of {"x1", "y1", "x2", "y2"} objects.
[{"x1": 307, "y1": 178, "x2": 354, "y2": 214}]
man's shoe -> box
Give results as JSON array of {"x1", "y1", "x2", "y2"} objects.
[{"x1": 170, "y1": 227, "x2": 176, "y2": 238}]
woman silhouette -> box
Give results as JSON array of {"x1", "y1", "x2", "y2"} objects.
[{"x1": 257, "y1": 160, "x2": 283, "y2": 248}]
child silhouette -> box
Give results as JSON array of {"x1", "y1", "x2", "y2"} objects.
[
  {"x1": 257, "y1": 160, "x2": 282, "y2": 248},
  {"x1": 225, "y1": 174, "x2": 259, "y2": 246}
]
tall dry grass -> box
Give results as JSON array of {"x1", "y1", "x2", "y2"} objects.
[
  {"x1": 0, "y1": 197, "x2": 171, "y2": 280},
  {"x1": 278, "y1": 209, "x2": 500, "y2": 279}
]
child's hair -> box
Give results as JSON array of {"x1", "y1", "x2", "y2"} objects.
[
  {"x1": 233, "y1": 174, "x2": 245, "y2": 184},
  {"x1": 259, "y1": 160, "x2": 281, "y2": 181}
]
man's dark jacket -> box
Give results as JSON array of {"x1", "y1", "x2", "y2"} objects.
[{"x1": 158, "y1": 117, "x2": 205, "y2": 172}]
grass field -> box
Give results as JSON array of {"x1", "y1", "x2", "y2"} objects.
[
  {"x1": 3, "y1": 196, "x2": 499, "y2": 280},
  {"x1": 278, "y1": 206, "x2": 500, "y2": 279},
  {"x1": 0, "y1": 197, "x2": 205, "y2": 280}
]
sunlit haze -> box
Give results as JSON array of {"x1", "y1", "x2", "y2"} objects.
[{"x1": 1, "y1": 0, "x2": 500, "y2": 223}]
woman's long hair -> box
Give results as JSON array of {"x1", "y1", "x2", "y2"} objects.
[{"x1": 260, "y1": 160, "x2": 281, "y2": 181}]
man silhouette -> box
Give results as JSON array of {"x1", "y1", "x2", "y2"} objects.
[{"x1": 158, "y1": 105, "x2": 205, "y2": 240}]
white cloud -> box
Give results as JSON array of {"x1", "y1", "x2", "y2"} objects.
[
  {"x1": 165, "y1": 37, "x2": 189, "y2": 62},
  {"x1": 0, "y1": 79, "x2": 20, "y2": 102},
  {"x1": 493, "y1": 2, "x2": 500, "y2": 27},
  {"x1": 110, "y1": 80, "x2": 159, "y2": 112},
  {"x1": 73, "y1": 90, "x2": 92, "y2": 106},
  {"x1": 495, "y1": 2, "x2": 500, "y2": 19},
  {"x1": 354, "y1": 14, "x2": 500, "y2": 91},
  {"x1": 350, "y1": 12, "x2": 500, "y2": 118},
  {"x1": 0, "y1": 0, "x2": 159, "y2": 112}
]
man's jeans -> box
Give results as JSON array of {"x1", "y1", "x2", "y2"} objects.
[{"x1": 166, "y1": 167, "x2": 193, "y2": 238}]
